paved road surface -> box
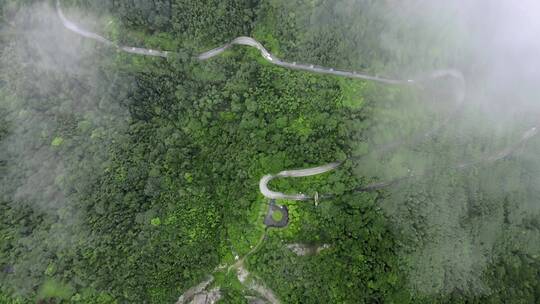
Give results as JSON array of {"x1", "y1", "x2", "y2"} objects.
[{"x1": 58, "y1": 1, "x2": 524, "y2": 203}]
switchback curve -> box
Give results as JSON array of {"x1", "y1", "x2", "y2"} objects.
[
  {"x1": 261, "y1": 126, "x2": 538, "y2": 201},
  {"x1": 56, "y1": 1, "x2": 468, "y2": 201}
]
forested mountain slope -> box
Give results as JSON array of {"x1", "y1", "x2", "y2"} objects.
[{"x1": 1, "y1": 1, "x2": 540, "y2": 303}]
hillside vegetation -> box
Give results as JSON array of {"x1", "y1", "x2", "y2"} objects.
[{"x1": 1, "y1": 0, "x2": 539, "y2": 303}]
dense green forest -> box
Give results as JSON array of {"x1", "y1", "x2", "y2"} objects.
[{"x1": 1, "y1": 0, "x2": 540, "y2": 303}]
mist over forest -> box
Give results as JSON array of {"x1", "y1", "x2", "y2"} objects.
[{"x1": 1, "y1": 0, "x2": 540, "y2": 303}]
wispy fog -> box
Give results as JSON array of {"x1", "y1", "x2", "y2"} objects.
[
  {"x1": 262, "y1": 0, "x2": 540, "y2": 296},
  {"x1": 2, "y1": 0, "x2": 539, "y2": 297},
  {"x1": 352, "y1": 0, "x2": 540, "y2": 295},
  {"x1": 0, "y1": 3, "x2": 129, "y2": 292}
]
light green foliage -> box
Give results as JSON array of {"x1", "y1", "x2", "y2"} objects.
[
  {"x1": 37, "y1": 279, "x2": 74, "y2": 301},
  {"x1": 150, "y1": 217, "x2": 161, "y2": 226},
  {"x1": 51, "y1": 136, "x2": 64, "y2": 147},
  {"x1": 339, "y1": 78, "x2": 367, "y2": 109},
  {"x1": 270, "y1": 210, "x2": 283, "y2": 222}
]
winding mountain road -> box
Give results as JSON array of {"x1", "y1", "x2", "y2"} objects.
[
  {"x1": 56, "y1": 1, "x2": 169, "y2": 57},
  {"x1": 259, "y1": 126, "x2": 538, "y2": 201},
  {"x1": 53, "y1": 4, "x2": 540, "y2": 302},
  {"x1": 56, "y1": 1, "x2": 515, "y2": 202},
  {"x1": 259, "y1": 162, "x2": 342, "y2": 200}
]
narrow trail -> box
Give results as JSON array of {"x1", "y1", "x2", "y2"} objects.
[
  {"x1": 228, "y1": 229, "x2": 268, "y2": 273},
  {"x1": 56, "y1": 0, "x2": 468, "y2": 202}
]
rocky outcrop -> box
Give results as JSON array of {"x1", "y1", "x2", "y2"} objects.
[
  {"x1": 176, "y1": 276, "x2": 222, "y2": 304},
  {"x1": 237, "y1": 265, "x2": 280, "y2": 304},
  {"x1": 189, "y1": 288, "x2": 221, "y2": 304},
  {"x1": 286, "y1": 243, "x2": 331, "y2": 256}
]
